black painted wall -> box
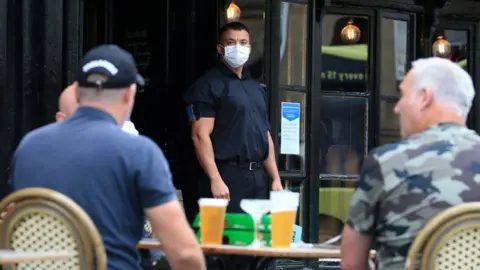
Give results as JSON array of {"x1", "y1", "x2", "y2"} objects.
[{"x1": 0, "y1": 0, "x2": 81, "y2": 198}]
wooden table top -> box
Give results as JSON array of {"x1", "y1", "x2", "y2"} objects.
[
  {"x1": 138, "y1": 238, "x2": 376, "y2": 259},
  {"x1": 0, "y1": 250, "x2": 74, "y2": 264}
]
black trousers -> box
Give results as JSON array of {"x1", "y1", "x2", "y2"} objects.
[{"x1": 199, "y1": 162, "x2": 269, "y2": 213}]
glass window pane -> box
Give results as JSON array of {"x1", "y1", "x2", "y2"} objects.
[
  {"x1": 444, "y1": 29, "x2": 471, "y2": 127},
  {"x1": 445, "y1": 30, "x2": 468, "y2": 71},
  {"x1": 279, "y1": 2, "x2": 308, "y2": 86},
  {"x1": 318, "y1": 178, "x2": 356, "y2": 243},
  {"x1": 319, "y1": 96, "x2": 367, "y2": 175},
  {"x1": 321, "y1": 15, "x2": 370, "y2": 92},
  {"x1": 284, "y1": 181, "x2": 305, "y2": 228},
  {"x1": 380, "y1": 18, "x2": 407, "y2": 95},
  {"x1": 379, "y1": 99, "x2": 401, "y2": 145},
  {"x1": 278, "y1": 90, "x2": 306, "y2": 173},
  {"x1": 237, "y1": 0, "x2": 266, "y2": 81}
]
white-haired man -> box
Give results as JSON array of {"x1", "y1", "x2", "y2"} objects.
[{"x1": 341, "y1": 57, "x2": 480, "y2": 270}]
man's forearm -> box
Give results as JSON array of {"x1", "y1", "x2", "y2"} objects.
[
  {"x1": 264, "y1": 132, "x2": 280, "y2": 181},
  {"x1": 169, "y1": 254, "x2": 206, "y2": 270},
  {"x1": 192, "y1": 134, "x2": 221, "y2": 181},
  {"x1": 340, "y1": 261, "x2": 369, "y2": 270}
]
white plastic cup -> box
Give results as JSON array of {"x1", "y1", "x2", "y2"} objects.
[
  {"x1": 270, "y1": 191, "x2": 299, "y2": 248},
  {"x1": 198, "y1": 198, "x2": 229, "y2": 207},
  {"x1": 270, "y1": 191, "x2": 300, "y2": 208}
]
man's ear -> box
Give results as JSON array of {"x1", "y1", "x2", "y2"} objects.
[
  {"x1": 123, "y1": 84, "x2": 137, "y2": 104},
  {"x1": 418, "y1": 88, "x2": 434, "y2": 110},
  {"x1": 216, "y1": 44, "x2": 224, "y2": 56},
  {"x1": 55, "y1": 112, "x2": 66, "y2": 122}
]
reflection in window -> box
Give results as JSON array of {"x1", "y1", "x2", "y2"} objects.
[
  {"x1": 444, "y1": 30, "x2": 468, "y2": 71},
  {"x1": 321, "y1": 15, "x2": 370, "y2": 92},
  {"x1": 236, "y1": 0, "x2": 266, "y2": 81},
  {"x1": 380, "y1": 18, "x2": 407, "y2": 95},
  {"x1": 379, "y1": 100, "x2": 401, "y2": 145},
  {"x1": 279, "y1": 2, "x2": 308, "y2": 86},
  {"x1": 278, "y1": 91, "x2": 306, "y2": 173},
  {"x1": 318, "y1": 179, "x2": 356, "y2": 243},
  {"x1": 319, "y1": 96, "x2": 367, "y2": 175},
  {"x1": 378, "y1": 18, "x2": 407, "y2": 145},
  {"x1": 284, "y1": 181, "x2": 304, "y2": 228}
]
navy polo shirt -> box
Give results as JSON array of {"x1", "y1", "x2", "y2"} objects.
[
  {"x1": 184, "y1": 62, "x2": 270, "y2": 162},
  {"x1": 9, "y1": 106, "x2": 177, "y2": 270}
]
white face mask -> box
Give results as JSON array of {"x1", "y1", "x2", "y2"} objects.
[{"x1": 223, "y1": 44, "x2": 251, "y2": 68}]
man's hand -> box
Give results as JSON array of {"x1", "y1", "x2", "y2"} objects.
[
  {"x1": 1, "y1": 203, "x2": 15, "y2": 219},
  {"x1": 271, "y1": 178, "x2": 283, "y2": 191},
  {"x1": 211, "y1": 178, "x2": 230, "y2": 199}
]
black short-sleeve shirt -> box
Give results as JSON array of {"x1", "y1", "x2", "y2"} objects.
[
  {"x1": 9, "y1": 106, "x2": 177, "y2": 270},
  {"x1": 184, "y1": 62, "x2": 270, "y2": 162}
]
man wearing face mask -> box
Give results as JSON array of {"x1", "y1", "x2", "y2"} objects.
[{"x1": 184, "y1": 22, "x2": 283, "y2": 213}]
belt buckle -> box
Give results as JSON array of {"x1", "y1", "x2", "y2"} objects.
[{"x1": 248, "y1": 162, "x2": 256, "y2": 171}]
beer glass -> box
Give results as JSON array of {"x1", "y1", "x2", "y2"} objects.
[
  {"x1": 270, "y1": 191, "x2": 300, "y2": 248},
  {"x1": 198, "y1": 198, "x2": 229, "y2": 245}
]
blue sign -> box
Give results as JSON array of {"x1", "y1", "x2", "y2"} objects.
[
  {"x1": 293, "y1": 225, "x2": 303, "y2": 243},
  {"x1": 281, "y1": 102, "x2": 300, "y2": 121}
]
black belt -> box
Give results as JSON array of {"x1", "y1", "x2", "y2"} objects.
[{"x1": 217, "y1": 159, "x2": 264, "y2": 171}]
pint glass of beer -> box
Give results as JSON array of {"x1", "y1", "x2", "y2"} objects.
[
  {"x1": 198, "y1": 198, "x2": 229, "y2": 245},
  {"x1": 270, "y1": 191, "x2": 299, "y2": 248}
]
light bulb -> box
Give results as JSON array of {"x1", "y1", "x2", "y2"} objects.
[
  {"x1": 341, "y1": 20, "x2": 361, "y2": 44},
  {"x1": 226, "y1": 2, "x2": 241, "y2": 22},
  {"x1": 432, "y1": 36, "x2": 451, "y2": 58}
]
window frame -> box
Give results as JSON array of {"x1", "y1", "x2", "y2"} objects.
[
  {"x1": 265, "y1": 0, "x2": 312, "y2": 240},
  {"x1": 270, "y1": 0, "x2": 309, "y2": 180},
  {"x1": 318, "y1": 7, "x2": 376, "y2": 179},
  {"x1": 376, "y1": 11, "x2": 414, "y2": 146},
  {"x1": 438, "y1": 20, "x2": 477, "y2": 130},
  {"x1": 320, "y1": 8, "x2": 376, "y2": 97},
  {"x1": 313, "y1": 8, "x2": 416, "y2": 244},
  {"x1": 309, "y1": 6, "x2": 377, "y2": 244}
]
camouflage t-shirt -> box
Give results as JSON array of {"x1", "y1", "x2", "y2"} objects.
[{"x1": 347, "y1": 123, "x2": 480, "y2": 270}]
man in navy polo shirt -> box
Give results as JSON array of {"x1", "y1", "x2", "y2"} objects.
[
  {"x1": 54, "y1": 70, "x2": 158, "y2": 270},
  {"x1": 9, "y1": 45, "x2": 205, "y2": 270}
]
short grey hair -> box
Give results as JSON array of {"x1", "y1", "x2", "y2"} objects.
[
  {"x1": 78, "y1": 74, "x2": 127, "y2": 103},
  {"x1": 411, "y1": 57, "x2": 475, "y2": 118},
  {"x1": 78, "y1": 87, "x2": 126, "y2": 103}
]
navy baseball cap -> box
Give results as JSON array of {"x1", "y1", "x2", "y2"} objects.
[{"x1": 77, "y1": 44, "x2": 145, "y2": 89}]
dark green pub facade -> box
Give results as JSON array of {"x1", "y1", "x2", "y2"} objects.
[{"x1": 1, "y1": 0, "x2": 480, "y2": 243}]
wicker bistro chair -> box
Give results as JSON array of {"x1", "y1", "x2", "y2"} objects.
[
  {"x1": 0, "y1": 188, "x2": 107, "y2": 270},
  {"x1": 405, "y1": 202, "x2": 480, "y2": 270},
  {"x1": 144, "y1": 219, "x2": 154, "y2": 237}
]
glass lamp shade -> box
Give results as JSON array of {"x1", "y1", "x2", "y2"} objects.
[
  {"x1": 226, "y1": 2, "x2": 241, "y2": 22},
  {"x1": 341, "y1": 21, "x2": 361, "y2": 44},
  {"x1": 432, "y1": 36, "x2": 451, "y2": 58}
]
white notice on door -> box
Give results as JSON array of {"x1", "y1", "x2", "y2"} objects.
[{"x1": 280, "y1": 102, "x2": 300, "y2": 155}]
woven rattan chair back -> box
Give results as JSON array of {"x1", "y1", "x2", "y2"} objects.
[
  {"x1": 405, "y1": 202, "x2": 480, "y2": 270},
  {"x1": 0, "y1": 188, "x2": 106, "y2": 270}
]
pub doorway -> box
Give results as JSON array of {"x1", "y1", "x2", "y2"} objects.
[{"x1": 82, "y1": 0, "x2": 220, "y2": 223}]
